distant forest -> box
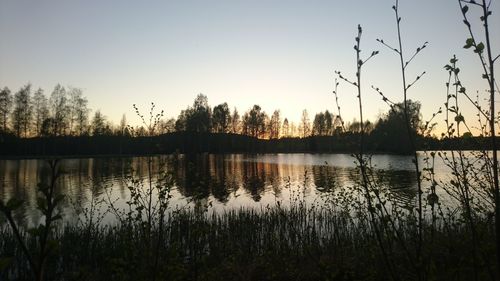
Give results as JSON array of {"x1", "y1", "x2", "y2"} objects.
[{"x1": 0, "y1": 84, "x2": 487, "y2": 156}]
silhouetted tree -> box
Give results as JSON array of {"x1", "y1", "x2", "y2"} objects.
[
  {"x1": 212, "y1": 102, "x2": 231, "y2": 133},
  {"x1": 41, "y1": 117, "x2": 56, "y2": 136},
  {"x1": 324, "y1": 110, "x2": 334, "y2": 135},
  {"x1": 263, "y1": 114, "x2": 271, "y2": 139},
  {"x1": 299, "y1": 109, "x2": 311, "y2": 138},
  {"x1": 119, "y1": 114, "x2": 128, "y2": 136},
  {"x1": 91, "y1": 110, "x2": 109, "y2": 136},
  {"x1": 49, "y1": 84, "x2": 68, "y2": 136},
  {"x1": 312, "y1": 110, "x2": 335, "y2": 136},
  {"x1": 230, "y1": 107, "x2": 240, "y2": 134},
  {"x1": 365, "y1": 121, "x2": 374, "y2": 133},
  {"x1": 282, "y1": 118, "x2": 289, "y2": 137},
  {"x1": 186, "y1": 94, "x2": 211, "y2": 132},
  {"x1": 12, "y1": 84, "x2": 32, "y2": 137},
  {"x1": 0, "y1": 87, "x2": 12, "y2": 133},
  {"x1": 69, "y1": 87, "x2": 89, "y2": 136},
  {"x1": 159, "y1": 118, "x2": 176, "y2": 134},
  {"x1": 312, "y1": 112, "x2": 326, "y2": 136},
  {"x1": 347, "y1": 119, "x2": 373, "y2": 134},
  {"x1": 32, "y1": 88, "x2": 49, "y2": 137},
  {"x1": 241, "y1": 112, "x2": 249, "y2": 135},
  {"x1": 269, "y1": 110, "x2": 281, "y2": 139},
  {"x1": 131, "y1": 125, "x2": 148, "y2": 137},
  {"x1": 175, "y1": 109, "x2": 188, "y2": 132},
  {"x1": 370, "y1": 100, "x2": 422, "y2": 153},
  {"x1": 243, "y1": 105, "x2": 267, "y2": 138},
  {"x1": 333, "y1": 115, "x2": 344, "y2": 134},
  {"x1": 290, "y1": 121, "x2": 297, "y2": 137}
]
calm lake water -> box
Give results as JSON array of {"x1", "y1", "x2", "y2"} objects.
[{"x1": 0, "y1": 153, "x2": 466, "y2": 225}]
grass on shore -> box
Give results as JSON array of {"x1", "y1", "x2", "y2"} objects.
[{"x1": 1, "y1": 201, "x2": 495, "y2": 281}]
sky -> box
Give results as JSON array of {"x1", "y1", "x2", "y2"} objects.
[{"x1": 0, "y1": 0, "x2": 499, "y2": 134}]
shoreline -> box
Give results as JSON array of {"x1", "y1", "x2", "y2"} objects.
[{"x1": 0, "y1": 149, "x2": 485, "y2": 160}]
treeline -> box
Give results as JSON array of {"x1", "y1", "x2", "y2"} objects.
[
  {"x1": 0, "y1": 84, "x2": 350, "y2": 139},
  {"x1": 0, "y1": 132, "x2": 358, "y2": 156},
  {"x1": 1, "y1": 130, "x2": 493, "y2": 157},
  {"x1": 2, "y1": 83, "x2": 477, "y2": 155},
  {"x1": 0, "y1": 84, "x2": 114, "y2": 138}
]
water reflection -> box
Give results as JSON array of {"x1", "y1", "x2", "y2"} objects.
[
  {"x1": 0, "y1": 154, "x2": 421, "y2": 224},
  {"x1": 312, "y1": 165, "x2": 344, "y2": 192}
]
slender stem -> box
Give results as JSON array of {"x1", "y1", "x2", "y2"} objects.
[
  {"x1": 352, "y1": 24, "x2": 399, "y2": 281},
  {"x1": 37, "y1": 160, "x2": 60, "y2": 281},
  {"x1": 458, "y1": 0, "x2": 492, "y2": 86},
  {"x1": 393, "y1": 0, "x2": 423, "y2": 276},
  {"x1": 480, "y1": 0, "x2": 500, "y2": 277},
  {"x1": 493, "y1": 54, "x2": 500, "y2": 63}
]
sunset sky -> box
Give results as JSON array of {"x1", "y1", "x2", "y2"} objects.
[{"x1": 1, "y1": 0, "x2": 499, "y2": 134}]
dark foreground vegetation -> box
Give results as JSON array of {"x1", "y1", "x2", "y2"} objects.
[{"x1": 1, "y1": 201, "x2": 495, "y2": 281}]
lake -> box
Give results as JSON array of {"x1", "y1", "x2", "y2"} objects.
[{"x1": 0, "y1": 153, "x2": 471, "y2": 226}]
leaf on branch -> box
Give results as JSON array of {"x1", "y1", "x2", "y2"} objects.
[
  {"x1": 464, "y1": 38, "x2": 474, "y2": 49},
  {"x1": 455, "y1": 114, "x2": 465, "y2": 123},
  {"x1": 474, "y1": 42, "x2": 484, "y2": 53},
  {"x1": 462, "y1": 5, "x2": 469, "y2": 14}
]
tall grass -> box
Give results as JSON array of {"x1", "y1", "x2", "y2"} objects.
[{"x1": 1, "y1": 192, "x2": 496, "y2": 281}]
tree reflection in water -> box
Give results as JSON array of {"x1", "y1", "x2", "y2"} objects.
[{"x1": 0, "y1": 154, "x2": 420, "y2": 224}]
